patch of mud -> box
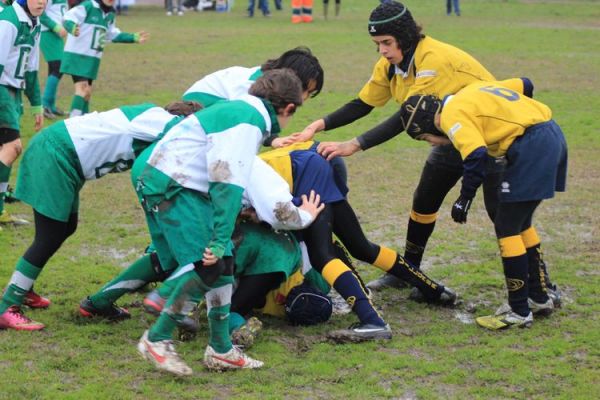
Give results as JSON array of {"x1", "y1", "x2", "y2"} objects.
[
  {"x1": 274, "y1": 334, "x2": 327, "y2": 355},
  {"x1": 76, "y1": 246, "x2": 141, "y2": 268},
  {"x1": 454, "y1": 311, "x2": 476, "y2": 325},
  {"x1": 208, "y1": 160, "x2": 232, "y2": 182},
  {"x1": 273, "y1": 202, "x2": 301, "y2": 226}
]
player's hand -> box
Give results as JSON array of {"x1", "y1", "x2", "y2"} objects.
[
  {"x1": 277, "y1": 135, "x2": 301, "y2": 147},
  {"x1": 288, "y1": 119, "x2": 325, "y2": 144},
  {"x1": 270, "y1": 137, "x2": 285, "y2": 148},
  {"x1": 317, "y1": 138, "x2": 361, "y2": 160},
  {"x1": 451, "y1": 195, "x2": 472, "y2": 224},
  {"x1": 34, "y1": 113, "x2": 43, "y2": 131},
  {"x1": 58, "y1": 27, "x2": 67, "y2": 38},
  {"x1": 202, "y1": 248, "x2": 218, "y2": 266},
  {"x1": 73, "y1": 25, "x2": 80, "y2": 37},
  {"x1": 299, "y1": 190, "x2": 325, "y2": 219},
  {"x1": 137, "y1": 31, "x2": 150, "y2": 44}
]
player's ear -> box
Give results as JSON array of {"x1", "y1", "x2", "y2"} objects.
[{"x1": 281, "y1": 103, "x2": 297, "y2": 117}]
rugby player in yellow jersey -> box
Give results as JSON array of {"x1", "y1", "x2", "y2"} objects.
[
  {"x1": 399, "y1": 80, "x2": 567, "y2": 329},
  {"x1": 281, "y1": 1, "x2": 559, "y2": 305}
]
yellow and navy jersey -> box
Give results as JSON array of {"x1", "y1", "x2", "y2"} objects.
[
  {"x1": 358, "y1": 36, "x2": 495, "y2": 107},
  {"x1": 259, "y1": 142, "x2": 348, "y2": 204},
  {"x1": 440, "y1": 80, "x2": 553, "y2": 159},
  {"x1": 258, "y1": 141, "x2": 315, "y2": 191}
]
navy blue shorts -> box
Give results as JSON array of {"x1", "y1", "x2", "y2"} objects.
[
  {"x1": 290, "y1": 150, "x2": 348, "y2": 205},
  {"x1": 500, "y1": 120, "x2": 567, "y2": 202}
]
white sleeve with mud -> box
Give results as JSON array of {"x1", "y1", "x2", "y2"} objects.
[{"x1": 245, "y1": 157, "x2": 314, "y2": 230}]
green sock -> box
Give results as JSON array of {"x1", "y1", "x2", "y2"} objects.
[
  {"x1": 228, "y1": 311, "x2": 246, "y2": 334},
  {"x1": 0, "y1": 258, "x2": 43, "y2": 314},
  {"x1": 89, "y1": 254, "x2": 159, "y2": 309},
  {"x1": 70, "y1": 95, "x2": 85, "y2": 117},
  {"x1": 208, "y1": 304, "x2": 232, "y2": 353},
  {"x1": 0, "y1": 161, "x2": 11, "y2": 214},
  {"x1": 43, "y1": 75, "x2": 60, "y2": 109},
  {"x1": 148, "y1": 272, "x2": 207, "y2": 342}
]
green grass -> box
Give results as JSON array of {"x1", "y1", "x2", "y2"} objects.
[{"x1": 1, "y1": 0, "x2": 600, "y2": 398}]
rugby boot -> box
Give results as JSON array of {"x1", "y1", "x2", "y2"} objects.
[
  {"x1": 527, "y1": 297, "x2": 554, "y2": 316},
  {"x1": 79, "y1": 297, "x2": 130, "y2": 321},
  {"x1": 547, "y1": 284, "x2": 562, "y2": 308},
  {"x1": 143, "y1": 290, "x2": 166, "y2": 316},
  {"x1": 204, "y1": 345, "x2": 264, "y2": 370},
  {"x1": 408, "y1": 286, "x2": 459, "y2": 307},
  {"x1": 231, "y1": 317, "x2": 263, "y2": 348},
  {"x1": 327, "y1": 322, "x2": 392, "y2": 343},
  {"x1": 43, "y1": 107, "x2": 56, "y2": 119},
  {"x1": 0, "y1": 306, "x2": 45, "y2": 331},
  {"x1": 23, "y1": 289, "x2": 51, "y2": 309},
  {"x1": 137, "y1": 330, "x2": 192, "y2": 376},
  {"x1": 0, "y1": 210, "x2": 29, "y2": 225},
  {"x1": 366, "y1": 273, "x2": 409, "y2": 291},
  {"x1": 476, "y1": 304, "x2": 533, "y2": 330}
]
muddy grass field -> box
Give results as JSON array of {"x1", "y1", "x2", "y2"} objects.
[{"x1": 1, "y1": 1, "x2": 599, "y2": 398}]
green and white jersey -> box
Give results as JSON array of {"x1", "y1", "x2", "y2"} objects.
[
  {"x1": 146, "y1": 94, "x2": 278, "y2": 194},
  {"x1": 63, "y1": 103, "x2": 177, "y2": 180},
  {"x1": 182, "y1": 65, "x2": 262, "y2": 107},
  {"x1": 40, "y1": 0, "x2": 68, "y2": 33},
  {"x1": 61, "y1": 0, "x2": 134, "y2": 79},
  {"x1": 242, "y1": 156, "x2": 314, "y2": 231},
  {"x1": 141, "y1": 95, "x2": 280, "y2": 257},
  {"x1": 0, "y1": 3, "x2": 41, "y2": 89}
]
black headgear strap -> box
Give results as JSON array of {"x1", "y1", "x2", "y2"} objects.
[{"x1": 400, "y1": 95, "x2": 444, "y2": 139}]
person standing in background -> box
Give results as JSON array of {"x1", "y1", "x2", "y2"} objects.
[
  {"x1": 248, "y1": 0, "x2": 270, "y2": 17},
  {"x1": 166, "y1": 0, "x2": 184, "y2": 16},
  {"x1": 446, "y1": 0, "x2": 460, "y2": 16},
  {"x1": 60, "y1": 0, "x2": 149, "y2": 117},
  {"x1": 291, "y1": 0, "x2": 312, "y2": 23},
  {"x1": 40, "y1": 0, "x2": 68, "y2": 119},
  {"x1": 0, "y1": 0, "x2": 45, "y2": 227},
  {"x1": 323, "y1": 0, "x2": 339, "y2": 20}
]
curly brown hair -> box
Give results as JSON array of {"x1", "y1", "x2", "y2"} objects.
[
  {"x1": 248, "y1": 69, "x2": 303, "y2": 114},
  {"x1": 163, "y1": 101, "x2": 203, "y2": 117}
]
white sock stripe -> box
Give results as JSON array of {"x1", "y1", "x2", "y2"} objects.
[
  {"x1": 166, "y1": 263, "x2": 195, "y2": 281},
  {"x1": 0, "y1": 183, "x2": 8, "y2": 192},
  {"x1": 102, "y1": 279, "x2": 147, "y2": 292},
  {"x1": 205, "y1": 284, "x2": 233, "y2": 312},
  {"x1": 9, "y1": 271, "x2": 35, "y2": 291}
]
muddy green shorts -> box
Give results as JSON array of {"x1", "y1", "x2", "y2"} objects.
[{"x1": 142, "y1": 188, "x2": 233, "y2": 270}]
